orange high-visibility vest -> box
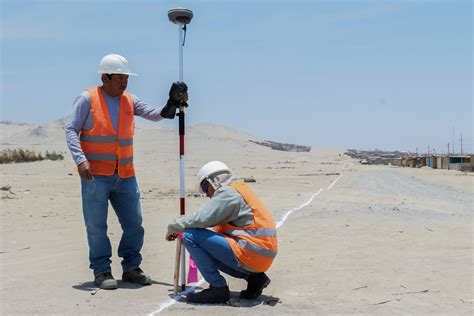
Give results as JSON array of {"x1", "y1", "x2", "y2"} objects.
[
  {"x1": 79, "y1": 86, "x2": 135, "y2": 178},
  {"x1": 215, "y1": 182, "x2": 278, "y2": 272}
]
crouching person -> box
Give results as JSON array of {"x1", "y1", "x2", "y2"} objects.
[{"x1": 165, "y1": 161, "x2": 278, "y2": 304}]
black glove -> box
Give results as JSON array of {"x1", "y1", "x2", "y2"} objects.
[
  {"x1": 160, "y1": 82, "x2": 188, "y2": 119},
  {"x1": 169, "y1": 81, "x2": 188, "y2": 103}
]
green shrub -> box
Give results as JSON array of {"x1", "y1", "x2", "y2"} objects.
[
  {"x1": 0, "y1": 149, "x2": 63, "y2": 164},
  {"x1": 45, "y1": 151, "x2": 64, "y2": 161}
]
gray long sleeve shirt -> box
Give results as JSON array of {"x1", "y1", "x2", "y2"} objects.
[
  {"x1": 65, "y1": 87, "x2": 166, "y2": 166},
  {"x1": 167, "y1": 184, "x2": 255, "y2": 233}
]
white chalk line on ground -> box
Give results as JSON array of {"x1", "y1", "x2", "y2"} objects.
[
  {"x1": 148, "y1": 282, "x2": 204, "y2": 315},
  {"x1": 276, "y1": 188, "x2": 323, "y2": 228},
  {"x1": 327, "y1": 173, "x2": 343, "y2": 190},
  {"x1": 148, "y1": 174, "x2": 343, "y2": 315}
]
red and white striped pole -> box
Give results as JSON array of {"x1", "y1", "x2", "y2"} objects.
[{"x1": 168, "y1": 7, "x2": 193, "y2": 294}]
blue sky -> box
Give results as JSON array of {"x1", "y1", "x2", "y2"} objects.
[{"x1": 1, "y1": 0, "x2": 472, "y2": 153}]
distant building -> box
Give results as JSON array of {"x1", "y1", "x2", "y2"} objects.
[
  {"x1": 368, "y1": 157, "x2": 402, "y2": 166},
  {"x1": 427, "y1": 156, "x2": 437, "y2": 168},
  {"x1": 346, "y1": 149, "x2": 472, "y2": 172},
  {"x1": 449, "y1": 155, "x2": 472, "y2": 172}
]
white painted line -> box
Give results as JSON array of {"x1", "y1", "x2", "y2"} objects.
[
  {"x1": 148, "y1": 174, "x2": 342, "y2": 314},
  {"x1": 148, "y1": 281, "x2": 204, "y2": 316},
  {"x1": 327, "y1": 173, "x2": 343, "y2": 190},
  {"x1": 276, "y1": 188, "x2": 323, "y2": 229}
]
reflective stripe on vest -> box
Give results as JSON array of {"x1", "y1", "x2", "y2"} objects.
[
  {"x1": 119, "y1": 139, "x2": 133, "y2": 146},
  {"x1": 234, "y1": 237, "x2": 277, "y2": 259},
  {"x1": 119, "y1": 156, "x2": 133, "y2": 166},
  {"x1": 86, "y1": 150, "x2": 133, "y2": 164},
  {"x1": 224, "y1": 228, "x2": 277, "y2": 238},
  {"x1": 85, "y1": 153, "x2": 117, "y2": 161},
  {"x1": 80, "y1": 134, "x2": 118, "y2": 143},
  {"x1": 80, "y1": 135, "x2": 133, "y2": 147}
]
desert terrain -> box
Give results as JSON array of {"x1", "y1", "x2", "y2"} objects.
[{"x1": 0, "y1": 120, "x2": 472, "y2": 315}]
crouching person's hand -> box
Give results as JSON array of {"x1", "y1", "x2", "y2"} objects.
[{"x1": 166, "y1": 232, "x2": 179, "y2": 241}]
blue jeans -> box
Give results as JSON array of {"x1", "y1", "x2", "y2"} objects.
[
  {"x1": 81, "y1": 174, "x2": 144, "y2": 276},
  {"x1": 183, "y1": 228, "x2": 250, "y2": 287}
]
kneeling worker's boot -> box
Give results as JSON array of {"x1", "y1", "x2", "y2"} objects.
[
  {"x1": 240, "y1": 273, "x2": 270, "y2": 299},
  {"x1": 187, "y1": 285, "x2": 230, "y2": 304}
]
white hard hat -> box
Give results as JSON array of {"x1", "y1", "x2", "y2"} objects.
[
  {"x1": 97, "y1": 54, "x2": 137, "y2": 76},
  {"x1": 196, "y1": 161, "x2": 232, "y2": 193}
]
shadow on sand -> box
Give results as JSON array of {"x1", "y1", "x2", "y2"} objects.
[
  {"x1": 171, "y1": 289, "x2": 280, "y2": 308},
  {"x1": 72, "y1": 282, "x2": 280, "y2": 307},
  {"x1": 72, "y1": 279, "x2": 173, "y2": 293}
]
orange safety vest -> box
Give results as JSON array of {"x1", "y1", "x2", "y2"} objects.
[
  {"x1": 79, "y1": 86, "x2": 135, "y2": 178},
  {"x1": 215, "y1": 182, "x2": 278, "y2": 272}
]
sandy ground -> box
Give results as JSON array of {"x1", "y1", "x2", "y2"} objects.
[{"x1": 0, "y1": 122, "x2": 473, "y2": 315}]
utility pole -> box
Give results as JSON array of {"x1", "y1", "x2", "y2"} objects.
[
  {"x1": 447, "y1": 143, "x2": 449, "y2": 155},
  {"x1": 460, "y1": 132, "x2": 463, "y2": 155},
  {"x1": 452, "y1": 127, "x2": 455, "y2": 155}
]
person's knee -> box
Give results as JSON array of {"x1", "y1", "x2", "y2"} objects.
[
  {"x1": 127, "y1": 215, "x2": 143, "y2": 229},
  {"x1": 86, "y1": 221, "x2": 107, "y2": 235},
  {"x1": 183, "y1": 228, "x2": 204, "y2": 248},
  {"x1": 182, "y1": 229, "x2": 195, "y2": 247}
]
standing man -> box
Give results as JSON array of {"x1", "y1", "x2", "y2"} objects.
[
  {"x1": 166, "y1": 161, "x2": 278, "y2": 304},
  {"x1": 66, "y1": 54, "x2": 188, "y2": 290}
]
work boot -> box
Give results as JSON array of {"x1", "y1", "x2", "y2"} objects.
[
  {"x1": 240, "y1": 273, "x2": 270, "y2": 299},
  {"x1": 187, "y1": 285, "x2": 230, "y2": 304},
  {"x1": 94, "y1": 272, "x2": 118, "y2": 290},
  {"x1": 122, "y1": 267, "x2": 152, "y2": 285}
]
